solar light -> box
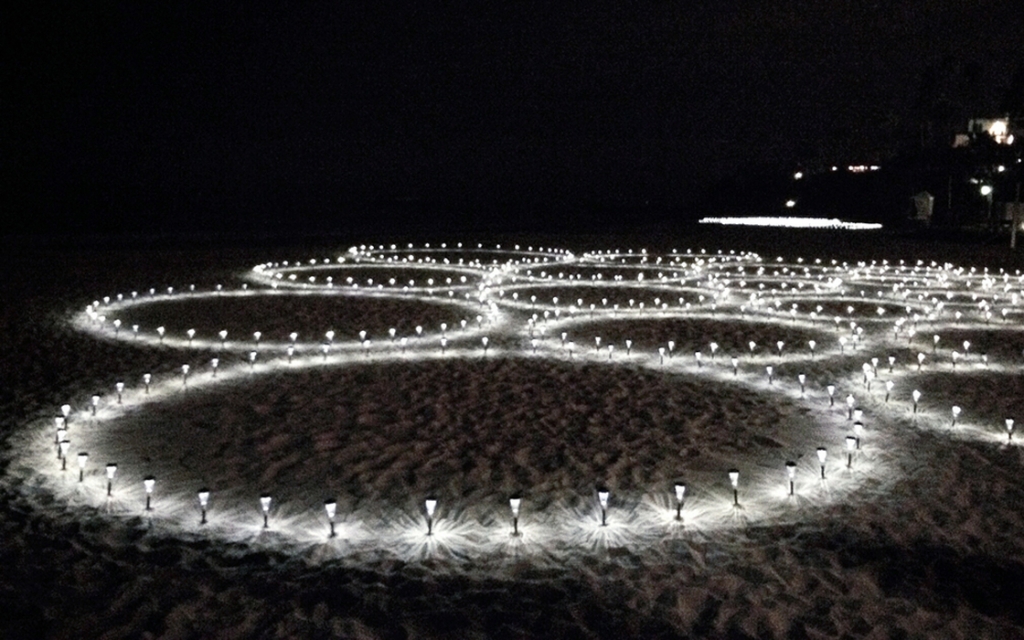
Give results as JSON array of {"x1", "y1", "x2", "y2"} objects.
[
  {"x1": 731, "y1": 356, "x2": 739, "y2": 375},
  {"x1": 287, "y1": 346, "x2": 294, "y2": 363},
  {"x1": 143, "y1": 373, "x2": 151, "y2": 394},
  {"x1": 157, "y1": 326, "x2": 165, "y2": 344},
  {"x1": 951, "y1": 405, "x2": 961, "y2": 427},
  {"x1": 59, "y1": 439, "x2": 70, "y2": 470},
  {"x1": 659, "y1": 347, "x2": 666, "y2": 365},
  {"x1": 211, "y1": 357, "x2": 219, "y2": 377},
  {"x1": 827, "y1": 384, "x2": 836, "y2": 406},
  {"x1": 115, "y1": 381, "x2": 124, "y2": 404},
  {"x1": 325, "y1": 500, "x2": 337, "y2": 537},
  {"x1": 249, "y1": 351, "x2": 257, "y2": 371},
  {"x1": 808, "y1": 340, "x2": 816, "y2": 357},
  {"x1": 912, "y1": 389, "x2": 921, "y2": 413},
  {"x1": 853, "y1": 421, "x2": 864, "y2": 449},
  {"x1": 219, "y1": 330, "x2": 228, "y2": 348},
  {"x1": 816, "y1": 447, "x2": 828, "y2": 479},
  {"x1": 1007, "y1": 418, "x2": 1015, "y2": 442},
  {"x1": 77, "y1": 452, "x2": 88, "y2": 482},
  {"x1": 440, "y1": 336, "x2": 448, "y2": 354},
  {"x1": 425, "y1": 498, "x2": 438, "y2": 535},
  {"x1": 917, "y1": 353, "x2": 925, "y2": 371},
  {"x1": 932, "y1": 335, "x2": 939, "y2": 353},
  {"x1": 845, "y1": 436, "x2": 857, "y2": 467},
  {"x1": 846, "y1": 394, "x2": 855, "y2": 420},
  {"x1": 187, "y1": 328, "x2": 195, "y2": 346},
  {"x1": 260, "y1": 495, "x2": 272, "y2": 528},
  {"x1": 198, "y1": 488, "x2": 210, "y2": 524},
  {"x1": 597, "y1": 489, "x2": 610, "y2": 526},
  {"x1": 766, "y1": 365, "x2": 773, "y2": 384},
  {"x1": 626, "y1": 339, "x2": 633, "y2": 356},
  {"x1": 321, "y1": 343, "x2": 330, "y2": 360},
  {"x1": 105, "y1": 463, "x2": 117, "y2": 497},
  {"x1": 888, "y1": 355, "x2": 895, "y2": 373},
  {"x1": 144, "y1": 476, "x2": 155, "y2": 510},
  {"x1": 289, "y1": 332, "x2": 298, "y2": 345},
  {"x1": 91, "y1": 395, "x2": 100, "y2": 416},
  {"x1": 729, "y1": 469, "x2": 740, "y2": 506},
  {"x1": 785, "y1": 461, "x2": 797, "y2": 495},
  {"x1": 61, "y1": 404, "x2": 71, "y2": 420},
  {"x1": 181, "y1": 364, "x2": 189, "y2": 386},
  {"x1": 482, "y1": 336, "x2": 489, "y2": 356},
  {"x1": 253, "y1": 331, "x2": 262, "y2": 349},
  {"x1": 798, "y1": 374, "x2": 806, "y2": 395},
  {"x1": 674, "y1": 483, "x2": 686, "y2": 520},
  {"x1": 885, "y1": 380, "x2": 894, "y2": 402},
  {"x1": 510, "y1": 496, "x2": 522, "y2": 536},
  {"x1": 709, "y1": 342, "x2": 718, "y2": 360},
  {"x1": 777, "y1": 340, "x2": 785, "y2": 358}
]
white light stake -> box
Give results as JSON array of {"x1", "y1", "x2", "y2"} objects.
[
  {"x1": 181, "y1": 364, "x2": 190, "y2": 387},
  {"x1": 440, "y1": 337, "x2": 448, "y2": 354},
  {"x1": 77, "y1": 452, "x2": 88, "y2": 482},
  {"x1": 219, "y1": 329, "x2": 228, "y2": 348},
  {"x1": 211, "y1": 358, "x2": 219, "y2": 377},
  {"x1": 157, "y1": 326, "x2": 165, "y2": 344},
  {"x1": 668, "y1": 340, "x2": 675, "y2": 357},
  {"x1": 61, "y1": 404, "x2": 71, "y2": 420},
  {"x1": 115, "y1": 381, "x2": 124, "y2": 404},
  {"x1": 143, "y1": 373, "x2": 151, "y2": 394},
  {"x1": 510, "y1": 497, "x2": 522, "y2": 536},
  {"x1": 695, "y1": 351, "x2": 702, "y2": 367},
  {"x1": 659, "y1": 347, "x2": 666, "y2": 365},
  {"x1": 91, "y1": 395, "x2": 100, "y2": 416},
  {"x1": 198, "y1": 489, "x2": 210, "y2": 525},
  {"x1": 187, "y1": 328, "x2": 195, "y2": 346},
  {"x1": 912, "y1": 389, "x2": 921, "y2": 414},
  {"x1": 105, "y1": 463, "x2": 117, "y2": 497},
  {"x1": 786, "y1": 461, "x2": 797, "y2": 495},
  {"x1": 674, "y1": 483, "x2": 686, "y2": 520},
  {"x1": 253, "y1": 331, "x2": 262, "y2": 349},
  {"x1": 425, "y1": 498, "x2": 438, "y2": 535},
  {"x1": 260, "y1": 495, "x2": 272, "y2": 528},
  {"x1": 482, "y1": 336, "x2": 489, "y2": 356},
  {"x1": 326, "y1": 330, "x2": 335, "y2": 344},
  {"x1": 846, "y1": 394, "x2": 855, "y2": 420},
  {"x1": 286, "y1": 346, "x2": 295, "y2": 363},
  {"x1": 816, "y1": 447, "x2": 828, "y2": 479},
  {"x1": 827, "y1": 384, "x2": 836, "y2": 406},
  {"x1": 933, "y1": 334, "x2": 939, "y2": 353},
  {"x1": 400, "y1": 336, "x2": 408, "y2": 353},
  {"x1": 289, "y1": 332, "x2": 298, "y2": 345},
  {"x1": 325, "y1": 500, "x2": 337, "y2": 538},
  {"x1": 59, "y1": 439, "x2": 70, "y2": 470},
  {"x1": 885, "y1": 380, "x2": 894, "y2": 402},
  {"x1": 626, "y1": 339, "x2": 633, "y2": 356},
  {"x1": 766, "y1": 365, "x2": 773, "y2": 384},
  {"x1": 144, "y1": 476, "x2": 155, "y2": 510},
  {"x1": 607, "y1": 345, "x2": 614, "y2": 360},
  {"x1": 729, "y1": 469, "x2": 740, "y2": 506},
  {"x1": 845, "y1": 436, "x2": 857, "y2": 467},
  {"x1": 777, "y1": 340, "x2": 785, "y2": 358},
  {"x1": 597, "y1": 489, "x2": 610, "y2": 526},
  {"x1": 710, "y1": 342, "x2": 718, "y2": 360},
  {"x1": 808, "y1": 340, "x2": 816, "y2": 357},
  {"x1": 321, "y1": 344, "x2": 330, "y2": 361},
  {"x1": 1007, "y1": 418, "x2": 1015, "y2": 442},
  {"x1": 853, "y1": 421, "x2": 864, "y2": 449},
  {"x1": 951, "y1": 405, "x2": 961, "y2": 427},
  {"x1": 888, "y1": 355, "x2": 895, "y2": 373},
  {"x1": 731, "y1": 356, "x2": 739, "y2": 375}
]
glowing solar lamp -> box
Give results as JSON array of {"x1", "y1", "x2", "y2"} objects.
[
  {"x1": 401, "y1": 337, "x2": 408, "y2": 354},
  {"x1": 888, "y1": 355, "x2": 895, "y2": 373},
  {"x1": 219, "y1": 330, "x2": 228, "y2": 348},
  {"x1": 249, "y1": 351, "x2": 257, "y2": 372},
  {"x1": 260, "y1": 495, "x2": 272, "y2": 528},
  {"x1": 595, "y1": 336, "x2": 602, "y2": 352},
  {"x1": 289, "y1": 332, "x2": 298, "y2": 346},
  {"x1": 870, "y1": 357, "x2": 879, "y2": 376},
  {"x1": 932, "y1": 335, "x2": 939, "y2": 353},
  {"x1": 1007, "y1": 419, "x2": 1015, "y2": 442},
  {"x1": 157, "y1": 326, "x2": 166, "y2": 344},
  {"x1": 846, "y1": 394, "x2": 855, "y2": 420},
  {"x1": 747, "y1": 341, "x2": 755, "y2": 355},
  {"x1": 626, "y1": 340, "x2": 633, "y2": 356},
  {"x1": 816, "y1": 448, "x2": 828, "y2": 479},
  {"x1": 388, "y1": 328, "x2": 396, "y2": 343},
  {"x1": 674, "y1": 483, "x2": 686, "y2": 520},
  {"x1": 560, "y1": 332, "x2": 568, "y2": 347},
  {"x1": 61, "y1": 404, "x2": 71, "y2": 421},
  {"x1": 510, "y1": 497, "x2": 522, "y2": 536},
  {"x1": 659, "y1": 348, "x2": 666, "y2": 365},
  {"x1": 187, "y1": 328, "x2": 195, "y2": 346},
  {"x1": 766, "y1": 365, "x2": 774, "y2": 384},
  {"x1": 785, "y1": 461, "x2": 797, "y2": 495},
  {"x1": 912, "y1": 389, "x2": 921, "y2": 414},
  {"x1": 951, "y1": 406, "x2": 961, "y2": 427},
  {"x1": 839, "y1": 336, "x2": 847, "y2": 355},
  {"x1": 115, "y1": 381, "x2": 124, "y2": 404},
  {"x1": 668, "y1": 340, "x2": 675, "y2": 358},
  {"x1": 798, "y1": 374, "x2": 806, "y2": 395},
  {"x1": 597, "y1": 489, "x2": 610, "y2": 526},
  {"x1": 77, "y1": 452, "x2": 88, "y2": 482},
  {"x1": 416, "y1": 326, "x2": 423, "y2": 339},
  {"x1": 808, "y1": 340, "x2": 816, "y2": 357},
  {"x1": 440, "y1": 323, "x2": 447, "y2": 337},
  {"x1": 482, "y1": 336, "x2": 489, "y2": 356},
  {"x1": 211, "y1": 357, "x2": 220, "y2": 377},
  {"x1": 143, "y1": 373, "x2": 151, "y2": 394},
  {"x1": 287, "y1": 346, "x2": 294, "y2": 363},
  {"x1": 728, "y1": 469, "x2": 740, "y2": 506},
  {"x1": 253, "y1": 331, "x2": 262, "y2": 350},
  {"x1": 198, "y1": 488, "x2": 210, "y2": 524},
  {"x1": 425, "y1": 498, "x2": 438, "y2": 535},
  {"x1": 885, "y1": 380, "x2": 894, "y2": 402},
  {"x1": 321, "y1": 343, "x2": 330, "y2": 361},
  {"x1": 91, "y1": 395, "x2": 100, "y2": 416},
  {"x1": 59, "y1": 439, "x2": 70, "y2": 470},
  {"x1": 326, "y1": 330, "x2": 336, "y2": 346},
  {"x1": 181, "y1": 364, "x2": 190, "y2": 387},
  {"x1": 777, "y1": 341, "x2": 785, "y2": 358},
  {"x1": 731, "y1": 356, "x2": 739, "y2": 376},
  {"x1": 324, "y1": 500, "x2": 337, "y2": 537},
  {"x1": 144, "y1": 476, "x2": 155, "y2": 510},
  {"x1": 710, "y1": 342, "x2": 719, "y2": 360},
  {"x1": 853, "y1": 422, "x2": 864, "y2": 449},
  {"x1": 567, "y1": 341, "x2": 575, "y2": 359},
  {"x1": 113, "y1": 318, "x2": 121, "y2": 337},
  {"x1": 951, "y1": 351, "x2": 959, "y2": 370},
  {"x1": 105, "y1": 463, "x2": 117, "y2": 497},
  {"x1": 845, "y1": 436, "x2": 857, "y2": 467},
  {"x1": 440, "y1": 337, "x2": 448, "y2": 354},
  {"x1": 693, "y1": 351, "x2": 703, "y2": 368}
]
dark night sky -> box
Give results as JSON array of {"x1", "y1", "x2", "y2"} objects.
[{"x1": 4, "y1": 1, "x2": 1021, "y2": 235}]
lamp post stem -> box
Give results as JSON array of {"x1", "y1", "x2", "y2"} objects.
[
  {"x1": 676, "y1": 503, "x2": 682, "y2": 521},
  {"x1": 733, "y1": 489, "x2": 739, "y2": 506},
  {"x1": 820, "y1": 465, "x2": 826, "y2": 480},
  {"x1": 427, "y1": 516, "x2": 433, "y2": 536},
  {"x1": 263, "y1": 513, "x2": 269, "y2": 528},
  {"x1": 329, "y1": 521, "x2": 335, "y2": 538},
  {"x1": 79, "y1": 469, "x2": 84, "y2": 482},
  {"x1": 107, "y1": 481, "x2": 112, "y2": 497},
  {"x1": 146, "y1": 495, "x2": 151, "y2": 511},
  {"x1": 789, "y1": 480, "x2": 794, "y2": 496},
  {"x1": 201, "y1": 508, "x2": 207, "y2": 525},
  {"x1": 601, "y1": 507, "x2": 607, "y2": 526},
  {"x1": 513, "y1": 516, "x2": 519, "y2": 536},
  {"x1": 847, "y1": 453, "x2": 853, "y2": 468}
]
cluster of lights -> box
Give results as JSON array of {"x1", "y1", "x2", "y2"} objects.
[{"x1": 699, "y1": 217, "x2": 883, "y2": 230}]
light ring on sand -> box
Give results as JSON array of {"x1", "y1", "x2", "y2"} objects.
[{"x1": 11, "y1": 242, "x2": 1024, "y2": 562}]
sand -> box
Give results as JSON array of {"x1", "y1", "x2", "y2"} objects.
[{"x1": 2, "y1": 232, "x2": 1024, "y2": 639}]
